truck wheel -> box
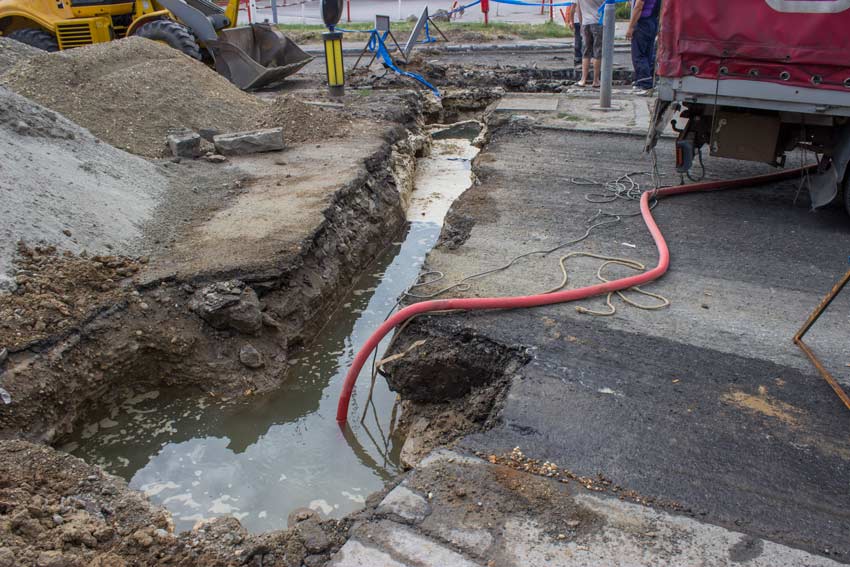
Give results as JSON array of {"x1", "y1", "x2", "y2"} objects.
[
  {"x1": 135, "y1": 20, "x2": 202, "y2": 60},
  {"x1": 7, "y1": 28, "x2": 59, "y2": 52}
]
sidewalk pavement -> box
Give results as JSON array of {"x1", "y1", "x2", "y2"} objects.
[{"x1": 328, "y1": 450, "x2": 844, "y2": 567}]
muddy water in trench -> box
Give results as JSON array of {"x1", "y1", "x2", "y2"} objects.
[{"x1": 64, "y1": 125, "x2": 481, "y2": 533}]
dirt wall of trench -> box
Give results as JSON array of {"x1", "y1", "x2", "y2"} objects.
[{"x1": 0, "y1": 100, "x2": 428, "y2": 445}]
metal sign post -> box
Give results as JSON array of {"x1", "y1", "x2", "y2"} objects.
[{"x1": 599, "y1": 1, "x2": 616, "y2": 109}]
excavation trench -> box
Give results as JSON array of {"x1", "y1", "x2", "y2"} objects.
[{"x1": 61, "y1": 121, "x2": 483, "y2": 534}]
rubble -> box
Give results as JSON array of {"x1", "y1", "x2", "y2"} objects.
[
  {"x1": 189, "y1": 280, "x2": 263, "y2": 334},
  {"x1": 166, "y1": 129, "x2": 201, "y2": 158}
]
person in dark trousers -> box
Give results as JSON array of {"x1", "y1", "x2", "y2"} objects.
[
  {"x1": 626, "y1": 0, "x2": 661, "y2": 91},
  {"x1": 571, "y1": 5, "x2": 582, "y2": 68}
]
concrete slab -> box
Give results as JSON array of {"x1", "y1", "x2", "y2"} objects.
[
  {"x1": 497, "y1": 95, "x2": 561, "y2": 112},
  {"x1": 331, "y1": 453, "x2": 845, "y2": 566},
  {"x1": 353, "y1": 521, "x2": 482, "y2": 567},
  {"x1": 329, "y1": 540, "x2": 410, "y2": 567}
]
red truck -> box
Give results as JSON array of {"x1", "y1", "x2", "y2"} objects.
[{"x1": 648, "y1": 0, "x2": 850, "y2": 214}]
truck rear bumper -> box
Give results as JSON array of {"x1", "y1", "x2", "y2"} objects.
[{"x1": 657, "y1": 76, "x2": 850, "y2": 118}]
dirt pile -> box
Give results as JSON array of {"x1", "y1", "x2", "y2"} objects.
[
  {"x1": 0, "y1": 37, "x2": 41, "y2": 76},
  {"x1": 0, "y1": 37, "x2": 265, "y2": 157},
  {"x1": 0, "y1": 86, "x2": 165, "y2": 289},
  {"x1": 262, "y1": 94, "x2": 356, "y2": 144},
  {"x1": 0, "y1": 439, "x2": 349, "y2": 566},
  {"x1": 0, "y1": 244, "x2": 143, "y2": 351}
]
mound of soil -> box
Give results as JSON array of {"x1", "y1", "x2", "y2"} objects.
[
  {"x1": 0, "y1": 86, "x2": 165, "y2": 288},
  {"x1": 0, "y1": 439, "x2": 350, "y2": 566},
  {"x1": 0, "y1": 37, "x2": 41, "y2": 76},
  {"x1": 0, "y1": 244, "x2": 142, "y2": 351},
  {"x1": 262, "y1": 94, "x2": 356, "y2": 144},
  {"x1": 0, "y1": 37, "x2": 265, "y2": 157}
]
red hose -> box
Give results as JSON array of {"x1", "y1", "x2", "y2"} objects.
[{"x1": 336, "y1": 168, "x2": 811, "y2": 424}]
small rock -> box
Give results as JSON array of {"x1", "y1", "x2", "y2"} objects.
[
  {"x1": 239, "y1": 344, "x2": 264, "y2": 369},
  {"x1": 190, "y1": 281, "x2": 262, "y2": 334},
  {"x1": 133, "y1": 529, "x2": 154, "y2": 548},
  {"x1": 262, "y1": 312, "x2": 282, "y2": 329},
  {"x1": 566, "y1": 520, "x2": 581, "y2": 528},
  {"x1": 167, "y1": 130, "x2": 202, "y2": 158},
  {"x1": 52, "y1": 514, "x2": 64, "y2": 526},
  {"x1": 295, "y1": 518, "x2": 331, "y2": 554},
  {"x1": 213, "y1": 128, "x2": 285, "y2": 156},
  {"x1": 62, "y1": 229, "x2": 72, "y2": 237},
  {"x1": 203, "y1": 154, "x2": 228, "y2": 164},
  {"x1": 287, "y1": 507, "x2": 320, "y2": 527}
]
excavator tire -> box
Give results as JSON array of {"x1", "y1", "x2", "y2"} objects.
[
  {"x1": 135, "y1": 20, "x2": 202, "y2": 60},
  {"x1": 7, "y1": 28, "x2": 59, "y2": 52}
]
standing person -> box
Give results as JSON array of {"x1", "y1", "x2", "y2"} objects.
[
  {"x1": 571, "y1": 5, "x2": 582, "y2": 68},
  {"x1": 626, "y1": 0, "x2": 661, "y2": 92},
  {"x1": 576, "y1": 0, "x2": 605, "y2": 88}
]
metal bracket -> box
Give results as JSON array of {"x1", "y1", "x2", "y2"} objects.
[{"x1": 793, "y1": 268, "x2": 850, "y2": 411}]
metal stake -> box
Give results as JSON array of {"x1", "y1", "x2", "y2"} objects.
[
  {"x1": 599, "y1": 1, "x2": 616, "y2": 109},
  {"x1": 793, "y1": 268, "x2": 850, "y2": 412}
]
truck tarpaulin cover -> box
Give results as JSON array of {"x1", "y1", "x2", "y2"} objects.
[{"x1": 657, "y1": 0, "x2": 850, "y2": 91}]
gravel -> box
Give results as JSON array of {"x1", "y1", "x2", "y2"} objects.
[
  {"x1": 0, "y1": 37, "x2": 41, "y2": 76},
  {"x1": 0, "y1": 36, "x2": 266, "y2": 157},
  {"x1": 0, "y1": 86, "x2": 166, "y2": 288}
]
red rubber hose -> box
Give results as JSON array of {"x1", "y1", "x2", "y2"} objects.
[{"x1": 337, "y1": 167, "x2": 811, "y2": 424}]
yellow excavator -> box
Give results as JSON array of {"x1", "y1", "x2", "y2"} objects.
[{"x1": 0, "y1": 0, "x2": 312, "y2": 89}]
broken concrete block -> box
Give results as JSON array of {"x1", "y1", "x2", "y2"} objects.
[
  {"x1": 203, "y1": 154, "x2": 227, "y2": 164},
  {"x1": 213, "y1": 128, "x2": 285, "y2": 156},
  {"x1": 166, "y1": 130, "x2": 201, "y2": 158},
  {"x1": 189, "y1": 280, "x2": 262, "y2": 334},
  {"x1": 239, "y1": 343, "x2": 264, "y2": 368},
  {"x1": 377, "y1": 486, "x2": 430, "y2": 523}
]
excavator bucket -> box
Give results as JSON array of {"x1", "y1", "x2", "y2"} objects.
[{"x1": 206, "y1": 23, "x2": 313, "y2": 91}]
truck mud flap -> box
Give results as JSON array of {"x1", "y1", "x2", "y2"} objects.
[{"x1": 207, "y1": 24, "x2": 313, "y2": 90}]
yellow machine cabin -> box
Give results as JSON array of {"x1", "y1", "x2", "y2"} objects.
[{"x1": 0, "y1": 0, "x2": 312, "y2": 89}]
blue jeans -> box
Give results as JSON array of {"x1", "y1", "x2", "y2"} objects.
[{"x1": 631, "y1": 17, "x2": 658, "y2": 89}]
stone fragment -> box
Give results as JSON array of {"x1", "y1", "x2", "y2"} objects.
[
  {"x1": 377, "y1": 485, "x2": 430, "y2": 523},
  {"x1": 288, "y1": 507, "x2": 321, "y2": 527},
  {"x1": 213, "y1": 128, "x2": 285, "y2": 156},
  {"x1": 239, "y1": 344, "x2": 264, "y2": 369},
  {"x1": 296, "y1": 518, "x2": 331, "y2": 554},
  {"x1": 166, "y1": 130, "x2": 201, "y2": 158},
  {"x1": 190, "y1": 281, "x2": 262, "y2": 334},
  {"x1": 203, "y1": 154, "x2": 228, "y2": 164}
]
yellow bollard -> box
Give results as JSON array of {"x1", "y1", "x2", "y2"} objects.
[{"x1": 323, "y1": 31, "x2": 345, "y2": 97}]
